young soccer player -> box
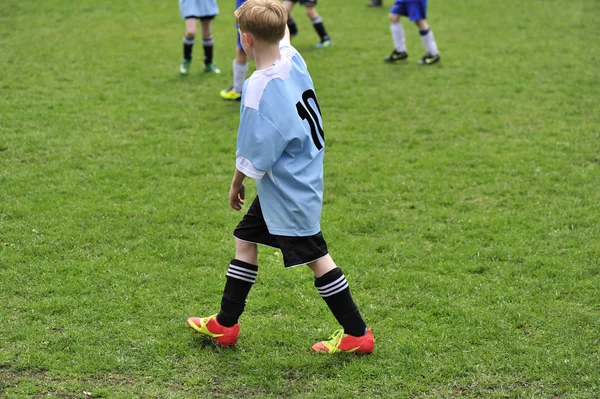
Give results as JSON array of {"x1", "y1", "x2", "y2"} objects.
[
  {"x1": 179, "y1": 0, "x2": 221, "y2": 75},
  {"x1": 384, "y1": 0, "x2": 440, "y2": 65},
  {"x1": 220, "y1": 0, "x2": 249, "y2": 101},
  {"x1": 188, "y1": 0, "x2": 374, "y2": 354},
  {"x1": 282, "y1": 0, "x2": 332, "y2": 48}
]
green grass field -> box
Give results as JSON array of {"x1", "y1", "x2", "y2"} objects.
[{"x1": 1, "y1": 0, "x2": 599, "y2": 397}]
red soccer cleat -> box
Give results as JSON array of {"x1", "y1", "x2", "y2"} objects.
[
  {"x1": 186, "y1": 315, "x2": 239, "y2": 347},
  {"x1": 312, "y1": 329, "x2": 374, "y2": 354}
]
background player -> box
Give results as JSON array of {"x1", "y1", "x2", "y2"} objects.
[
  {"x1": 188, "y1": 0, "x2": 373, "y2": 354},
  {"x1": 282, "y1": 0, "x2": 332, "y2": 48},
  {"x1": 384, "y1": 0, "x2": 440, "y2": 65},
  {"x1": 179, "y1": 0, "x2": 221, "y2": 75},
  {"x1": 220, "y1": 0, "x2": 249, "y2": 101}
]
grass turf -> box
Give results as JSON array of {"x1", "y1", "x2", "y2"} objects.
[{"x1": 1, "y1": 0, "x2": 598, "y2": 397}]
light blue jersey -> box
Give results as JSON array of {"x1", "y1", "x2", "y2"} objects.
[
  {"x1": 236, "y1": 46, "x2": 325, "y2": 237},
  {"x1": 179, "y1": 0, "x2": 219, "y2": 19}
]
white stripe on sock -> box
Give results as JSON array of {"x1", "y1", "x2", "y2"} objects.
[
  {"x1": 317, "y1": 275, "x2": 346, "y2": 291},
  {"x1": 320, "y1": 282, "x2": 349, "y2": 298},
  {"x1": 229, "y1": 264, "x2": 257, "y2": 276},
  {"x1": 226, "y1": 271, "x2": 256, "y2": 283}
]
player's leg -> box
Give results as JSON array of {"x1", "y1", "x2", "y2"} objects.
[
  {"x1": 415, "y1": 18, "x2": 440, "y2": 65},
  {"x1": 367, "y1": 0, "x2": 383, "y2": 7},
  {"x1": 282, "y1": 1, "x2": 299, "y2": 37},
  {"x1": 187, "y1": 197, "x2": 275, "y2": 347},
  {"x1": 186, "y1": 239, "x2": 256, "y2": 347},
  {"x1": 186, "y1": 239, "x2": 257, "y2": 347},
  {"x1": 308, "y1": 254, "x2": 373, "y2": 354},
  {"x1": 200, "y1": 18, "x2": 220, "y2": 73},
  {"x1": 220, "y1": 46, "x2": 247, "y2": 101},
  {"x1": 213, "y1": 238, "x2": 258, "y2": 327},
  {"x1": 187, "y1": 239, "x2": 258, "y2": 347},
  {"x1": 180, "y1": 18, "x2": 197, "y2": 75},
  {"x1": 384, "y1": 3, "x2": 409, "y2": 62},
  {"x1": 275, "y1": 232, "x2": 373, "y2": 354},
  {"x1": 305, "y1": 4, "x2": 332, "y2": 48}
]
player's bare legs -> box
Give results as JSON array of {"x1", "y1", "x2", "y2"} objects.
[
  {"x1": 305, "y1": 4, "x2": 318, "y2": 19},
  {"x1": 307, "y1": 254, "x2": 337, "y2": 277},
  {"x1": 415, "y1": 19, "x2": 429, "y2": 31},
  {"x1": 235, "y1": 238, "x2": 258, "y2": 266},
  {"x1": 200, "y1": 19, "x2": 220, "y2": 73},
  {"x1": 180, "y1": 18, "x2": 197, "y2": 75}
]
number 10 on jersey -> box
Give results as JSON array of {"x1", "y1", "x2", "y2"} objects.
[{"x1": 296, "y1": 89, "x2": 325, "y2": 150}]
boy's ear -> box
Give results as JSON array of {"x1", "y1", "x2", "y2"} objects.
[{"x1": 243, "y1": 32, "x2": 254, "y2": 47}]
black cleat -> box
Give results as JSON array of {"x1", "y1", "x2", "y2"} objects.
[
  {"x1": 418, "y1": 53, "x2": 441, "y2": 65},
  {"x1": 367, "y1": 0, "x2": 383, "y2": 6},
  {"x1": 384, "y1": 50, "x2": 408, "y2": 63}
]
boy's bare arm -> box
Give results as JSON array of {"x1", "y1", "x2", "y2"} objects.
[{"x1": 229, "y1": 168, "x2": 246, "y2": 211}]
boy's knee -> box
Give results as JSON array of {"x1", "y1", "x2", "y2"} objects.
[
  {"x1": 235, "y1": 239, "x2": 256, "y2": 254},
  {"x1": 389, "y1": 14, "x2": 400, "y2": 23},
  {"x1": 305, "y1": 6, "x2": 318, "y2": 18},
  {"x1": 235, "y1": 239, "x2": 258, "y2": 265},
  {"x1": 415, "y1": 19, "x2": 429, "y2": 30}
]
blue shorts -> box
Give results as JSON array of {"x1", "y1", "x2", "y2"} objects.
[
  {"x1": 391, "y1": 0, "x2": 427, "y2": 21},
  {"x1": 179, "y1": 0, "x2": 219, "y2": 19}
]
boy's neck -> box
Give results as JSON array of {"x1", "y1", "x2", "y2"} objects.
[{"x1": 253, "y1": 43, "x2": 281, "y2": 71}]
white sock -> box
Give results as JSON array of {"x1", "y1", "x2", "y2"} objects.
[
  {"x1": 233, "y1": 60, "x2": 248, "y2": 93},
  {"x1": 420, "y1": 30, "x2": 439, "y2": 56},
  {"x1": 390, "y1": 22, "x2": 406, "y2": 53}
]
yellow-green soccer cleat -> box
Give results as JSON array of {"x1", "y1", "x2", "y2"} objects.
[
  {"x1": 204, "y1": 63, "x2": 221, "y2": 74},
  {"x1": 187, "y1": 314, "x2": 239, "y2": 347},
  {"x1": 418, "y1": 53, "x2": 441, "y2": 65},
  {"x1": 180, "y1": 59, "x2": 191, "y2": 75},
  {"x1": 315, "y1": 39, "x2": 332, "y2": 49},
  {"x1": 384, "y1": 49, "x2": 408, "y2": 63},
  {"x1": 220, "y1": 86, "x2": 242, "y2": 101},
  {"x1": 311, "y1": 329, "x2": 374, "y2": 354}
]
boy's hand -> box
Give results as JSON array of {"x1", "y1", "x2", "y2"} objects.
[{"x1": 229, "y1": 182, "x2": 245, "y2": 211}]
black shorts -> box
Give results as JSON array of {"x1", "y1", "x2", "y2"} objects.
[
  {"x1": 285, "y1": 0, "x2": 317, "y2": 7},
  {"x1": 184, "y1": 15, "x2": 216, "y2": 21},
  {"x1": 233, "y1": 197, "x2": 328, "y2": 268}
]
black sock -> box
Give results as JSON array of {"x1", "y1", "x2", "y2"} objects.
[
  {"x1": 202, "y1": 38, "x2": 214, "y2": 65},
  {"x1": 183, "y1": 37, "x2": 194, "y2": 61},
  {"x1": 311, "y1": 17, "x2": 329, "y2": 42},
  {"x1": 216, "y1": 259, "x2": 258, "y2": 327},
  {"x1": 287, "y1": 18, "x2": 298, "y2": 36},
  {"x1": 315, "y1": 267, "x2": 366, "y2": 336}
]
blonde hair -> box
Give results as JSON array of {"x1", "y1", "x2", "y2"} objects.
[{"x1": 235, "y1": 0, "x2": 287, "y2": 44}]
